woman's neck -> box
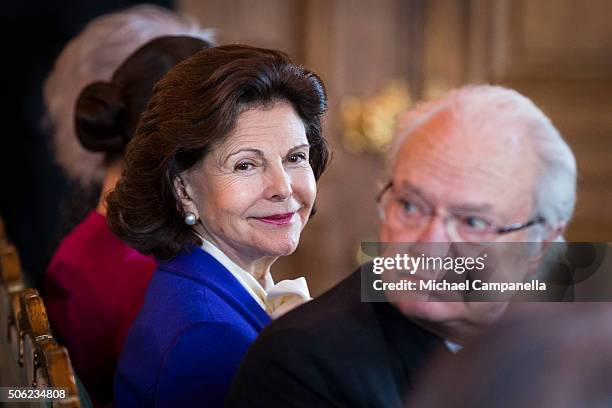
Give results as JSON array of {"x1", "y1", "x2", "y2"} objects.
[
  {"x1": 96, "y1": 161, "x2": 123, "y2": 216},
  {"x1": 195, "y1": 228, "x2": 276, "y2": 284}
]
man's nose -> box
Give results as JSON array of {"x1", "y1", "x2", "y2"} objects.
[
  {"x1": 265, "y1": 164, "x2": 292, "y2": 201},
  {"x1": 415, "y1": 215, "x2": 452, "y2": 243}
]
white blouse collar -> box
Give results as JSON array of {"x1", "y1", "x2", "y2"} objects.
[
  {"x1": 199, "y1": 237, "x2": 311, "y2": 318},
  {"x1": 200, "y1": 237, "x2": 271, "y2": 311}
]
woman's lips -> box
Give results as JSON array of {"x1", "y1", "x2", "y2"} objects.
[{"x1": 255, "y1": 212, "x2": 296, "y2": 225}]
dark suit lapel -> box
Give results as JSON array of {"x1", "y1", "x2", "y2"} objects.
[
  {"x1": 371, "y1": 300, "x2": 449, "y2": 397},
  {"x1": 359, "y1": 261, "x2": 448, "y2": 373}
]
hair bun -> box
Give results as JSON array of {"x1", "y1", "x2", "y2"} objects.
[{"x1": 75, "y1": 81, "x2": 128, "y2": 153}]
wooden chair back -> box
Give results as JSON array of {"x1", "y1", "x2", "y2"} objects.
[
  {"x1": 0, "y1": 244, "x2": 25, "y2": 386},
  {"x1": 19, "y1": 288, "x2": 81, "y2": 407},
  {"x1": 1, "y1": 244, "x2": 82, "y2": 407}
]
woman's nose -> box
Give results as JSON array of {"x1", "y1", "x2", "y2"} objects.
[{"x1": 265, "y1": 164, "x2": 292, "y2": 201}]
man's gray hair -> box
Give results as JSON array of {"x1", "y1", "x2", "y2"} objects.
[
  {"x1": 388, "y1": 85, "x2": 577, "y2": 233},
  {"x1": 44, "y1": 5, "x2": 215, "y2": 186}
]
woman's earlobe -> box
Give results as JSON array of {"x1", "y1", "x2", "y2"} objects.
[{"x1": 174, "y1": 175, "x2": 200, "y2": 222}]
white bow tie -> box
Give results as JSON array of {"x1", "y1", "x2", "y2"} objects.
[{"x1": 265, "y1": 277, "x2": 311, "y2": 319}]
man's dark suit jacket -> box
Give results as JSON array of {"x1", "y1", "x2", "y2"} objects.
[{"x1": 226, "y1": 267, "x2": 449, "y2": 407}]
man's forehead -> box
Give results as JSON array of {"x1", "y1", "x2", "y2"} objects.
[
  {"x1": 392, "y1": 109, "x2": 538, "y2": 209},
  {"x1": 404, "y1": 109, "x2": 526, "y2": 155}
]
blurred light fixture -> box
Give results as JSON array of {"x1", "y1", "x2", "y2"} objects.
[{"x1": 340, "y1": 80, "x2": 413, "y2": 155}]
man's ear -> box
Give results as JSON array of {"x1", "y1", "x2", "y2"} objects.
[
  {"x1": 527, "y1": 221, "x2": 567, "y2": 276},
  {"x1": 545, "y1": 221, "x2": 567, "y2": 244},
  {"x1": 173, "y1": 174, "x2": 199, "y2": 218}
]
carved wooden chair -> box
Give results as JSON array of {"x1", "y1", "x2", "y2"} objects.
[
  {"x1": 0, "y1": 244, "x2": 25, "y2": 386},
  {"x1": 19, "y1": 288, "x2": 81, "y2": 407}
]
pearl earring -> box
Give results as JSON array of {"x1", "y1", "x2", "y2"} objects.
[{"x1": 184, "y1": 212, "x2": 197, "y2": 226}]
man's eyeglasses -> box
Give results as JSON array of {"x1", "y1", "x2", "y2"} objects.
[{"x1": 376, "y1": 181, "x2": 546, "y2": 242}]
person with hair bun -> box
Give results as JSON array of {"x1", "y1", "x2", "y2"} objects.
[
  {"x1": 107, "y1": 45, "x2": 330, "y2": 407},
  {"x1": 43, "y1": 6, "x2": 214, "y2": 249},
  {"x1": 42, "y1": 35, "x2": 212, "y2": 407},
  {"x1": 44, "y1": 5, "x2": 214, "y2": 187}
]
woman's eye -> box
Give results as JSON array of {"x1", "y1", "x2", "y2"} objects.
[
  {"x1": 234, "y1": 162, "x2": 254, "y2": 171},
  {"x1": 287, "y1": 153, "x2": 307, "y2": 163},
  {"x1": 462, "y1": 216, "x2": 490, "y2": 230}
]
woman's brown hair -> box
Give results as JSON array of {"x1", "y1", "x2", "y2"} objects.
[{"x1": 106, "y1": 45, "x2": 330, "y2": 260}]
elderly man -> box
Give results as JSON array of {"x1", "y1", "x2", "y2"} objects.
[{"x1": 226, "y1": 85, "x2": 577, "y2": 407}]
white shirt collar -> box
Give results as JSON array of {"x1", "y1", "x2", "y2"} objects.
[
  {"x1": 200, "y1": 237, "x2": 272, "y2": 311},
  {"x1": 198, "y1": 237, "x2": 311, "y2": 318},
  {"x1": 445, "y1": 339, "x2": 463, "y2": 353}
]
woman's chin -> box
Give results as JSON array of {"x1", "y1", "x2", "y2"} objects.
[
  {"x1": 256, "y1": 235, "x2": 300, "y2": 258},
  {"x1": 246, "y1": 222, "x2": 303, "y2": 256}
]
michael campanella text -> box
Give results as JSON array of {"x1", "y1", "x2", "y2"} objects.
[{"x1": 373, "y1": 279, "x2": 547, "y2": 293}]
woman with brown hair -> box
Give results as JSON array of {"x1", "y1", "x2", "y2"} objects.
[
  {"x1": 107, "y1": 45, "x2": 330, "y2": 407},
  {"x1": 42, "y1": 19, "x2": 212, "y2": 405}
]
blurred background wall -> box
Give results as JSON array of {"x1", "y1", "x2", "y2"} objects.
[{"x1": 179, "y1": 0, "x2": 612, "y2": 295}]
